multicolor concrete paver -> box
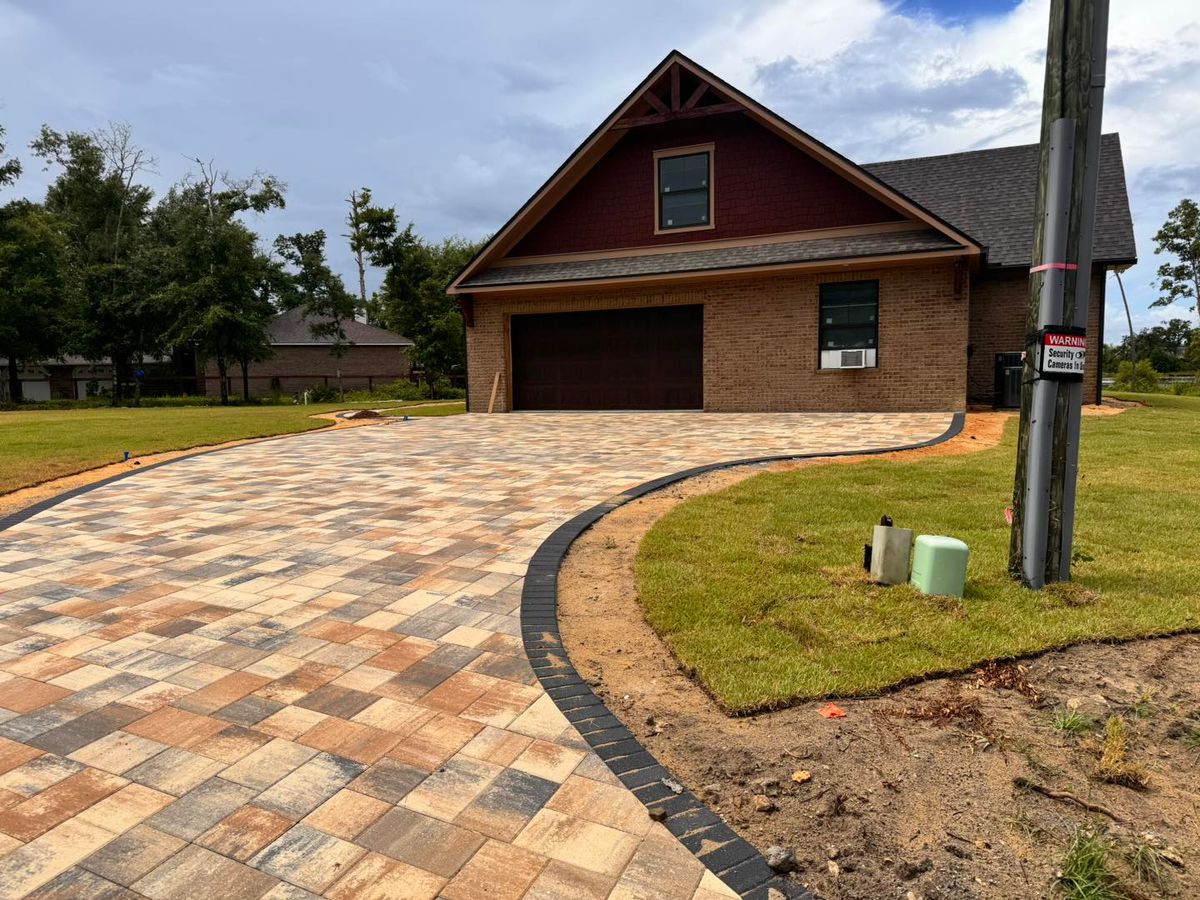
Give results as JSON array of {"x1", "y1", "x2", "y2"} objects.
[{"x1": 0, "y1": 411, "x2": 950, "y2": 898}]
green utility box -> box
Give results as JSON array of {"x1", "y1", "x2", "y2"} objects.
[{"x1": 910, "y1": 535, "x2": 969, "y2": 597}]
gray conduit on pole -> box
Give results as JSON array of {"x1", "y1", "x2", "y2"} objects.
[{"x1": 1023, "y1": 118, "x2": 1075, "y2": 589}]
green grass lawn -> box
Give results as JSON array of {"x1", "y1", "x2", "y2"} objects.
[
  {"x1": 0, "y1": 400, "x2": 464, "y2": 495},
  {"x1": 636, "y1": 394, "x2": 1200, "y2": 713}
]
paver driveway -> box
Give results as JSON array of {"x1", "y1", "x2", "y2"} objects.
[{"x1": 0, "y1": 411, "x2": 951, "y2": 899}]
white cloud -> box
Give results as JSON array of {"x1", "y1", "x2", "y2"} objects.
[
  {"x1": 1, "y1": 0, "x2": 1197, "y2": 325},
  {"x1": 692, "y1": 0, "x2": 1200, "y2": 326}
]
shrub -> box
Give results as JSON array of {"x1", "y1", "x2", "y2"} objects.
[
  {"x1": 343, "y1": 379, "x2": 426, "y2": 402},
  {"x1": 427, "y1": 377, "x2": 466, "y2": 400},
  {"x1": 305, "y1": 384, "x2": 339, "y2": 403},
  {"x1": 1111, "y1": 360, "x2": 1161, "y2": 393}
]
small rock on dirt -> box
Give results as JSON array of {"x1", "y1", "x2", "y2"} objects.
[
  {"x1": 752, "y1": 777, "x2": 781, "y2": 795},
  {"x1": 753, "y1": 794, "x2": 778, "y2": 813},
  {"x1": 766, "y1": 846, "x2": 798, "y2": 873},
  {"x1": 791, "y1": 770, "x2": 812, "y2": 784}
]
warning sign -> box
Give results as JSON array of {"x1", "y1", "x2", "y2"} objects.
[{"x1": 1038, "y1": 327, "x2": 1086, "y2": 380}]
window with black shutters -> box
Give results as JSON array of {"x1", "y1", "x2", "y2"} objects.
[
  {"x1": 819, "y1": 281, "x2": 879, "y2": 367},
  {"x1": 655, "y1": 147, "x2": 712, "y2": 232}
]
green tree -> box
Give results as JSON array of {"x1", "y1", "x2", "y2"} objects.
[
  {"x1": 344, "y1": 187, "x2": 397, "y2": 306},
  {"x1": 368, "y1": 227, "x2": 484, "y2": 391},
  {"x1": 32, "y1": 123, "x2": 157, "y2": 404},
  {"x1": 274, "y1": 229, "x2": 358, "y2": 399},
  {"x1": 0, "y1": 201, "x2": 72, "y2": 401},
  {"x1": 0, "y1": 124, "x2": 20, "y2": 188},
  {"x1": 152, "y1": 161, "x2": 285, "y2": 405},
  {"x1": 1105, "y1": 318, "x2": 1195, "y2": 373},
  {"x1": 1152, "y1": 198, "x2": 1200, "y2": 317}
]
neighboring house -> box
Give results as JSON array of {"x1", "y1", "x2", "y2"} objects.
[
  {"x1": 448, "y1": 51, "x2": 1136, "y2": 412},
  {"x1": 0, "y1": 357, "x2": 115, "y2": 402},
  {"x1": 203, "y1": 308, "x2": 414, "y2": 398}
]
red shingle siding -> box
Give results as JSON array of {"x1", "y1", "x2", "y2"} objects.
[
  {"x1": 510, "y1": 114, "x2": 904, "y2": 257},
  {"x1": 968, "y1": 268, "x2": 1103, "y2": 405},
  {"x1": 466, "y1": 263, "x2": 966, "y2": 413}
]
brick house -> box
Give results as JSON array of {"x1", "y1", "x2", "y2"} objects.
[
  {"x1": 448, "y1": 51, "x2": 1135, "y2": 412},
  {"x1": 204, "y1": 308, "x2": 413, "y2": 398}
]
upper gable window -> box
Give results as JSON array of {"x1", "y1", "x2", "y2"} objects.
[{"x1": 655, "y1": 145, "x2": 713, "y2": 233}]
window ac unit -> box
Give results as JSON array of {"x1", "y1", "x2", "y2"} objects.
[{"x1": 836, "y1": 349, "x2": 867, "y2": 369}]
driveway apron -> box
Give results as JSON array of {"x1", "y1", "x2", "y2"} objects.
[{"x1": 0, "y1": 412, "x2": 951, "y2": 898}]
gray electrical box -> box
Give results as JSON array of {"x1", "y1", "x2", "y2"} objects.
[{"x1": 870, "y1": 524, "x2": 913, "y2": 586}]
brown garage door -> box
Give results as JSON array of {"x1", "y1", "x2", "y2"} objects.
[{"x1": 511, "y1": 305, "x2": 703, "y2": 410}]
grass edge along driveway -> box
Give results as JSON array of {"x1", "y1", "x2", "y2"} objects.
[
  {"x1": 0, "y1": 401, "x2": 464, "y2": 496},
  {"x1": 636, "y1": 394, "x2": 1200, "y2": 714}
]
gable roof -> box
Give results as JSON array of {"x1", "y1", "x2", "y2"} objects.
[
  {"x1": 865, "y1": 133, "x2": 1136, "y2": 269},
  {"x1": 448, "y1": 50, "x2": 980, "y2": 294},
  {"x1": 267, "y1": 308, "x2": 412, "y2": 346}
]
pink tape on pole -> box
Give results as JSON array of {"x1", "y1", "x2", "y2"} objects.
[{"x1": 1029, "y1": 262, "x2": 1079, "y2": 273}]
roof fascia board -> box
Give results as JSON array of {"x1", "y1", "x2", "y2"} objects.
[{"x1": 457, "y1": 246, "x2": 974, "y2": 296}]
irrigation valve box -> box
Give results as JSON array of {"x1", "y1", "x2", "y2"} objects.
[
  {"x1": 870, "y1": 524, "x2": 913, "y2": 586},
  {"x1": 1036, "y1": 325, "x2": 1087, "y2": 380}
]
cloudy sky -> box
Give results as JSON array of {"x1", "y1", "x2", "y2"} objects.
[{"x1": 1, "y1": 0, "x2": 1198, "y2": 336}]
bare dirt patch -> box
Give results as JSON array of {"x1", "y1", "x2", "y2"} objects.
[{"x1": 559, "y1": 410, "x2": 1196, "y2": 899}]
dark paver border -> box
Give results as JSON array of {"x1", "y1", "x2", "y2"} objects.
[
  {"x1": 522, "y1": 412, "x2": 966, "y2": 900},
  {"x1": 3, "y1": 411, "x2": 963, "y2": 896}
]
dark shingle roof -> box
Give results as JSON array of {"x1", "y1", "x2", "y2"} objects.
[
  {"x1": 267, "y1": 308, "x2": 412, "y2": 346},
  {"x1": 459, "y1": 229, "x2": 962, "y2": 288},
  {"x1": 864, "y1": 133, "x2": 1136, "y2": 268}
]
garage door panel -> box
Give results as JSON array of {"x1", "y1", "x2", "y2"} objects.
[{"x1": 511, "y1": 305, "x2": 703, "y2": 410}]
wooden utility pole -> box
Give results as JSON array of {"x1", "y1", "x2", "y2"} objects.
[{"x1": 1010, "y1": 0, "x2": 1109, "y2": 588}]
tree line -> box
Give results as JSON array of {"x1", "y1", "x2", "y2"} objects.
[
  {"x1": 0, "y1": 121, "x2": 483, "y2": 404},
  {"x1": 1103, "y1": 197, "x2": 1200, "y2": 388}
]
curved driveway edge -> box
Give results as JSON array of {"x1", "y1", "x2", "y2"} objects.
[
  {"x1": 0, "y1": 411, "x2": 959, "y2": 900},
  {"x1": 520, "y1": 413, "x2": 965, "y2": 899}
]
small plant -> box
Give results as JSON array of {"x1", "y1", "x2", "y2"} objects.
[
  {"x1": 1092, "y1": 716, "x2": 1149, "y2": 788},
  {"x1": 603, "y1": 536, "x2": 618, "y2": 550},
  {"x1": 1127, "y1": 691, "x2": 1156, "y2": 720},
  {"x1": 1179, "y1": 725, "x2": 1200, "y2": 750},
  {"x1": 1053, "y1": 707, "x2": 1093, "y2": 736},
  {"x1": 1058, "y1": 823, "x2": 1121, "y2": 900},
  {"x1": 1007, "y1": 809, "x2": 1049, "y2": 842},
  {"x1": 1124, "y1": 840, "x2": 1167, "y2": 890}
]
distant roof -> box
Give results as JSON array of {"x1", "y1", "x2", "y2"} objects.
[
  {"x1": 460, "y1": 228, "x2": 962, "y2": 289},
  {"x1": 268, "y1": 308, "x2": 412, "y2": 346},
  {"x1": 864, "y1": 133, "x2": 1136, "y2": 269}
]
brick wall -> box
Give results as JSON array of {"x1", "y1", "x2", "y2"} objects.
[
  {"x1": 968, "y1": 268, "x2": 1104, "y2": 405},
  {"x1": 511, "y1": 113, "x2": 903, "y2": 257},
  {"x1": 466, "y1": 262, "x2": 968, "y2": 413},
  {"x1": 203, "y1": 345, "x2": 411, "y2": 397}
]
